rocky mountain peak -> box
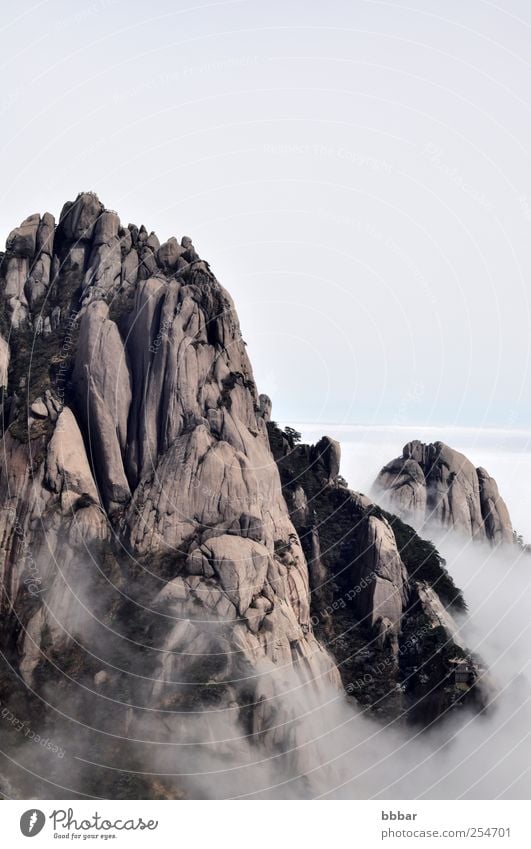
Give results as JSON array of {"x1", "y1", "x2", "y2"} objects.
[
  {"x1": 373, "y1": 439, "x2": 514, "y2": 545},
  {"x1": 0, "y1": 195, "x2": 492, "y2": 798}
]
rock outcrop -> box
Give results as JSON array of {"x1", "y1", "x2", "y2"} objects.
[
  {"x1": 0, "y1": 194, "x2": 489, "y2": 799},
  {"x1": 266, "y1": 423, "x2": 488, "y2": 723},
  {"x1": 0, "y1": 193, "x2": 341, "y2": 799},
  {"x1": 373, "y1": 440, "x2": 513, "y2": 544}
]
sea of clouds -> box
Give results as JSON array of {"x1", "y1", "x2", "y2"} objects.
[{"x1": 265, "y1": 423, "x2": 531, "y2": 799}]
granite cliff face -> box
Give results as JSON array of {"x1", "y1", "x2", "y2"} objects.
[
  {"x1": 0, "y1": 194, "x2": 489, "y2": 798},
  {"x1": 373, "y1": 440, "x2": 513, "y2": 545}
]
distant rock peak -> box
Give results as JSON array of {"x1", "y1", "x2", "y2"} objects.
[{"x1": 373, "y1": 439, "x2": 514, "y2": 545}]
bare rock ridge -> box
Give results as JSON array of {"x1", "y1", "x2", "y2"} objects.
[
  {"x1": 266, "y1": 421, "x2": 488, "y2": 724},
  {"x1": 373, "y1": 440, "x2": 514, "y2": 545},
  {"x1": 0, "y1": 193, "x2": 488, "y2": 798},
  {"x1": 0, "y1": 192, "x2": 339, "y2": 797}
]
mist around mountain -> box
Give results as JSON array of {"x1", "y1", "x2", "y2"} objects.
[{"x1": 0, "y1": 194, "x2": 528, "y2": 800}]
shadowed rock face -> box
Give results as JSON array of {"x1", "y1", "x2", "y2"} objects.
[
  {"x1": 0, "y1": 194, "x2": 489, "y2": 798},
  {"x1": 0, "y1": 193, "x2": 340, "y2": 797},
  {"x1": 266, "y1": 423, "x2": 489, "y2": 725},
  {"x1": 373, "y1": 440, "x2": 514, "y2": 545}
]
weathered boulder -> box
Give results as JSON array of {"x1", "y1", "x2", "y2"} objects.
[
  {"x1": 93, "y1": 210, "x2": 120, "y2": 245},
  {"x1": 181, "y1": 236, "x2": 199, "y2": 262},
  {"x1": 258, "y1": 393, "x2": 272, "y2": 422},
  {"x1": 59, "y1": 192, "x2": 103, "y2": 241},
  {"x1": 36, "y1": 212, "x2": 55, "y2": 256},
  {"x1": 72, "y1": 299, "x2": 132, "y2": 510},
  {"x1": 45, "y1": 407, "x2": 100, "y2": 512},
  {"x1": 0, "y1": 334, "x2": 9, "y2": 387},
  {"x1": 84, "y1": 238, "x2": 122, "y2": 292},
  {"x1": 313, "y1": 435, "x2": 341, "y2": 483},
  {"x1": 193, "y1": 534, "x2": 270, "y2": 615},
  {"x1": 25, "y1": 252, "x2": 51, "y2": 308},
  {"x1": 29, "y1": 398, "x2": 48, "y2": 419},
  {"x1": 6, "y1": 213, "x2": 40, "y2": 257},
  {"x1": 121, "y1": 247, "x2": 138, "y2": 287},
  {"x1": 146, "y1": 232, "x2": 160, "y2": 252},
  {"x1": 3, "y1": 255, "x2": 29, "y2": 327},
  {"x1": 156, "y1": 236, "x2": 185, "y2": 270},
  {"x1": 354, "y1": 512, "x2": 409, "y2": 633},
  {"x1": 372, "y1": 455, "x2": 427, "y2": 525},
  {"x1": 477, "y1": 467, "x2": 513, "y2": 545}
]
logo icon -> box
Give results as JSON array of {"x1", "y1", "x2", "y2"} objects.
[{"x1": 20, "y1": 810, "x2": 46, "y2": 837}]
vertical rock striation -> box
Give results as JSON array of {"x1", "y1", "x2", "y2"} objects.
[
  {"x1": 266, "y1": 423, "x2": 488, "y2": 724},
  {"x1": 0, "y1": 193, "x2": 342, "y2": 798},
  {"x1": 0, "y1": 194, "x2": 490, "y2": 798},
  {"x1": 373, "y1": 440, "x2": 514, "y2": 544}
]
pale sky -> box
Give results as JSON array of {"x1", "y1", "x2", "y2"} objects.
[{"x1": 2, "y1": 0, "x2": 531, "y2": 428}]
